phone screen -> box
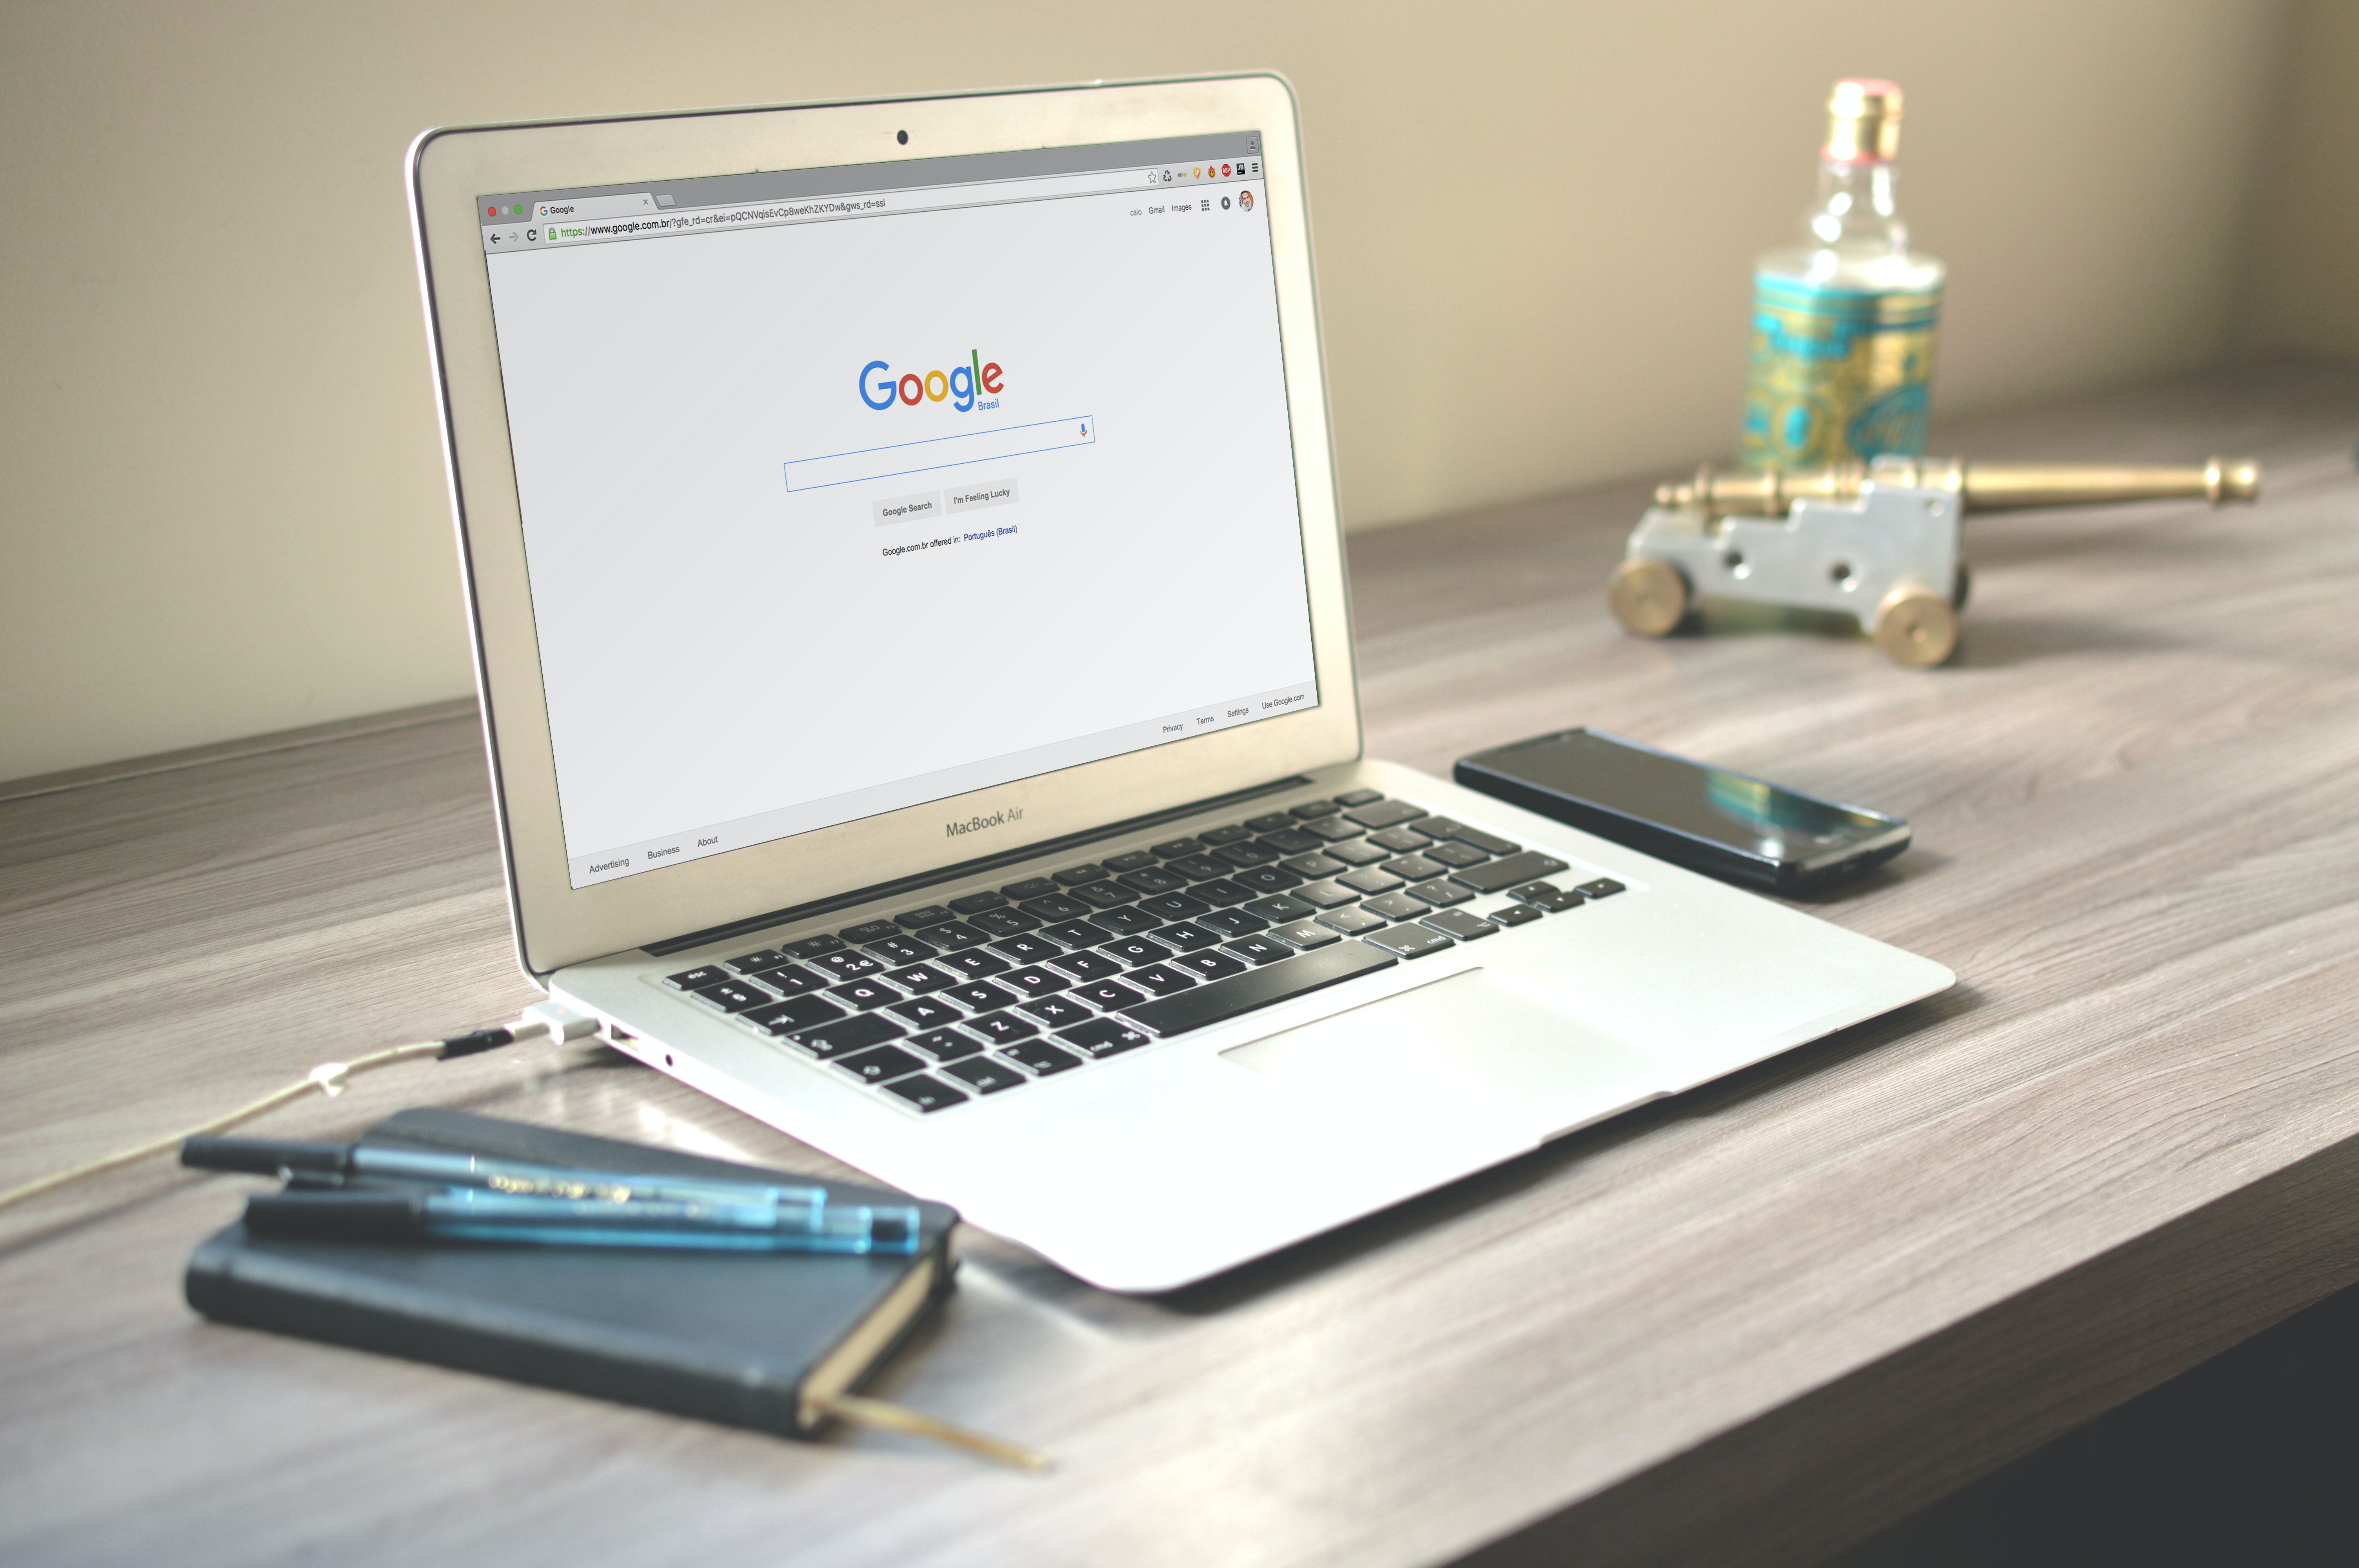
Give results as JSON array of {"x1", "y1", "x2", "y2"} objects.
[{"x1": 1485, "y1": 730, "x2": 1894, "y2": 860}]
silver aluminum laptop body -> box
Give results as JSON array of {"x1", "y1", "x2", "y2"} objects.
[{"x1": 410, "y1": 75, "x2": 1952, "y2": 1292}]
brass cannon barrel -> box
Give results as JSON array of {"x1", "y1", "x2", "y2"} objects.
[{"x1": 1655, "y1": 456, "x2": 2261, "y2": 518}]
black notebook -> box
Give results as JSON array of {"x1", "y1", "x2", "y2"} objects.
[{"x1": 184, "y1": 1108, "x2": 958, "y2": 1437}]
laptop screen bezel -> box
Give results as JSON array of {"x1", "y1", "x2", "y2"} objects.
[{"x1": 410, "y1": 75, "x2": 1361, "y2": 978}]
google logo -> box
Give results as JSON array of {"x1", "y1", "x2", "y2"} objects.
[{"x1": 859, "y1": 352, "x2": 1005, "y2": 413}]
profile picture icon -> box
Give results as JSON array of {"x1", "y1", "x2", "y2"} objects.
[{"x1": 1239, "y1": 189, "x2": 1254, "y2": 212}]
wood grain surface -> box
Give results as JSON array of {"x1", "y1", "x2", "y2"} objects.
[{"x1": 4, "y1": 361, "x2": 2356, "y2": 1568}]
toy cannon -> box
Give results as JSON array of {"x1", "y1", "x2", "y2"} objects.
[{"x1": 1608, "y1": 456, "x2": 2261, "y2": 667}]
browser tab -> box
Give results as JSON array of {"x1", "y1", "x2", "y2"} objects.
[{"x1": 526, "y1": 192, "x2": 658, "y2": 223}]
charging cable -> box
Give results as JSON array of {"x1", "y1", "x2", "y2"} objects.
[{"x1": 0, "y1": 1001, "x2": 600, "y2": 1216}]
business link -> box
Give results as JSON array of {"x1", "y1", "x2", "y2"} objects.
[{"x1": 881, "y1": 524, "x2": 1018, "y2": 559}]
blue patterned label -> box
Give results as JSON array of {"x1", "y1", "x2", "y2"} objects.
[{"x1": 1740, "y1": 274, "x2": 1941, "y2": 469}]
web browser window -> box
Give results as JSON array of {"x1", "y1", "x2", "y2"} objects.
[{"x1": 476, "y1": 135, "x2": 1315, "y2": 887}]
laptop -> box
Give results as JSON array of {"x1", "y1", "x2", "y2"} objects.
[{"x1": 408, "y1": 74, "x2": 1953, "y2": 1292}]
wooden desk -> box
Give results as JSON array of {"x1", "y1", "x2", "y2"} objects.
[{"x1": 5, "y1": 361, "x2": 2357, "y2": 1567}]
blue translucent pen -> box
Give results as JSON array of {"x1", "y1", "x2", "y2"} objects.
[
  {"x1": 242, "y1": 1187, "x2": 924, "y2": 1254},
  {"x1": 182, "y1": 1134, "x2": 829, "y2": 1211}
]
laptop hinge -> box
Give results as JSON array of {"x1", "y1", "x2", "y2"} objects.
[{"x1": 639, "y1": 774, "x2": 1318, "y2": 958}]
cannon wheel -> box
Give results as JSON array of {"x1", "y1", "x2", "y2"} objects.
[
  {"x1": 1874, "y1": 583, "x2": 1959, "y2": 668},
  {"x1": 1608, "y1": 557, "x2": 1690, "y2": 637}
]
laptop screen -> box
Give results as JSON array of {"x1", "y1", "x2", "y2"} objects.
[{"x1": 475, "y1": 134, "x2": 1319, "y2": 889}]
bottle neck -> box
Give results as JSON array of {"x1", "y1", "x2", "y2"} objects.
[{"x1": 1805, "y1": 158, "x2": 1909, "y2": 257}]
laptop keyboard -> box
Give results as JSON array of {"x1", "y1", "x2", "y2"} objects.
[{"x1": 654, "y1": 791, "x2": 1627, "y2": 1115}]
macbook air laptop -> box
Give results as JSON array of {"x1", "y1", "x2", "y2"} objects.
[{"x1": 408, "y1": 73, "x2": 1952, "y2": 1292}]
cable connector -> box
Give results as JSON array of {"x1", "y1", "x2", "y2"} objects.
[{"x1": 518, "y1": 1000, "x2": 601, "y2": 1045}]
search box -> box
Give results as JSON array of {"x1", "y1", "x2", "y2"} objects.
[{"x1": 784, "y1": 416, "x2": 1095, "y2": 492}]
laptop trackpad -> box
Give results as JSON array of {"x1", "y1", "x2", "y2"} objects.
[{"x1": 1220, "y1": 969, "x2": 1669, "y2": 1139}]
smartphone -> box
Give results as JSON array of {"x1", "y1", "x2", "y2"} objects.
[{"x1": 1454, "y1": 728, "x2": 1910, "y2": 893}]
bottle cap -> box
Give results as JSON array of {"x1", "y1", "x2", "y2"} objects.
[{"x1": 1825, "y1": 78, "x2": 1903, "y2": 163}]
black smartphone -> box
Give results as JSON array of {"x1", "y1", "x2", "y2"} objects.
[{"x1": 1454, "y1": 728, "x2": 1910, "y2": 893}]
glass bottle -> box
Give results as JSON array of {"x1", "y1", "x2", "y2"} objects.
[{"x1": 1739, "y1": 79, "x2": 1945, "y2": 470}]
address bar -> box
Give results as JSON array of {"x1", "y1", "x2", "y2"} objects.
[{"x1": 539, "y1": 167, "x2": 1170, "y2": 247}]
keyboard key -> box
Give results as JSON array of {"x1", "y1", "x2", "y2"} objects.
[
  {"x1": 1053, "y1": 864, "x2": 1111, "y2": 886},
  {"x1": 782, "y1": 934, "x2": 847, "y2": 959},
  {"x1": 831, "y1": 978, "x2": 904, "y2": 1010},
  {"x1": 1256, "y1": 828, "x2": 1325, "y2": 856},
  {"x1": 812, "y1": 951, "x2": 883, "y2": 981},
  {"x1": 1421, "y1": 909, "x2": 1499, "y2": 942},
  {"x1": 894, "y1": 905, "x2": 956, "y2": 929},
  {"x1": 967, "y1": 907, "x2": 1043, "y2": 937},
  {"x1": 692, "y1": 978, "x2": 771, "y2": 1013},
  {"x1": 724, "y1": 950, "x2": 789, "y2": 975},
  {"x1": 1425, "y1": 820, "x2": 1520, "y2": 855},
  {"x1": 1102, "y1": 935, "x2": 1175, "y2": 967},
  {"x1": 1060, "y1": 1018, "x2": 1153, "y2": 1059},
  {"x1": 1448, "y1": 850, "x2": 1574, "y2": 895},
  {"x1": 1578, "y1": 878, "x2": 1628, "y2": 899},
  {"x1": 1125, "y1": 963, "x2": 1197, "y2": 996},
  {"x1": 1212, "y1": 840, "x2": 1282, "y2": 868},
  {"x1": 1165, "y1": 855, "x2": 1232, "y2": 882},
  {"x1": 999, "y1": 965, "x2": 1071, "y2": 997},
  {"x1": 1152, "y1": 837, "x2": 1205, "y2": 858},
  {"x1": 1422, "y1": 842, "x2": 1491, "y2": 870},
  {"x1": 1001, "y1": 1040, "x2": 1084, "y2": 1076},
  {"x1": 919, "y1": 920, "x2": 990, "y2": 951},
  {"x1": 947, "y1": 979, "x2": 1021, "y2": 1013},
  {"x1": 886, "y1": 996, "x2": 965, "y2": 1031},
  {"x1": 1197, "y1": 824, "x2": 1252, "y2": 846},
  {"x1": 834, "y1": 1045, "x2": 927, "y2": 1084},
  {"x1": 1068, "y1": 882, "x2": 1135, "y2": 911},
  {"x1": 1093, "y1": 905, "x2": 1166, "y2": 937},
  {"x1": 1367, "y1": 827, "x2": 1431, "y2": 855},
  {"x1": 1001, "y1": 877, "x2": 1059, "y2": 900},
  {"x1": 1334, "y1": 788, "x2": 1384, "y2": 807},
  {"x1": 1486, "y1": 901, "x2": 1544, "y2": 928},
  {"x1": 1045, "y1": 949, "x2": 1126, "y2": 983},
  {"x1": 1041, "y1": 919, "x2": 1114, "y2": 949},
  {"x1": 1365, "y1": 924, "x2": 1454, "y2": 959},
  {"x1": 1174, "y1": 949, "x2": 1249, "y2": 982},
  {"x1": 867, "y1": 934, "x2": 939, "y2": 965},
  {"x1": 1345, "y1": 799, "x2": 1428, "y2": 828},
  {"x1": 1019, "y1": 893, "x2": 1093, "y2": 923},
  {"x1": 1290, "y1": 879, "x2": 1363, "y2": 910},
  {"x1": 1016, "y1": 994, "x2": 1096, "y2": 1029},
  {"x1": 1339, "y1": 866, "x2": 1405, "y2": 895},
  {"x1": 906, "y1": 1027, "x2": 985, "y2": 1061},
  {"x1": 1138, "y1": 892, "x2": 1214, "y2": 922},
  {"x1": 1281, "y1": 852, "x2": 1348, "y2": 878},
  {"x1": 965, "y1": 1011, "x2": 1039, "y2": 1045},
  {"x1": 839, "y1": 920, "x2": 900, "y2": 945},
  {"x1": 1198, "y1": 907, "x2": 1269, "y2": 938},
  {"x1": 790, "y1": 1014, "x2": 904, "y2": 1056},
  {"x1": 1120, "y1": 940, "x2": 1397, "y2": 1036},
  {"x1": 1222, "y1": 935, "x2": 1294, "y2": 966},
  {"x1": 1074, "y1": 978, "x2": 1149, "y2": 1011},
  {"x1": 1228, "y1": 865, "x2": 1305, "y2": 895},
  {"x1": 1405, "y1": 878, "x2": 1473, "y2": 908},
  {"x1": 944, "y1": 1056, "x2": 1027, "y2": 1093},
  {"x1": 1290, "y1": 800, "x2": 1341, "y2": 818},
  {"x1": 1303, "y1": 815, "x2": 1368, "y2": 842},
  {"x1": 1103, "y1": 850, "x2": 1158, "y2": 873},
  {"x1": 882, "y1": 1074, "x2": 968, "y2": 1112},
  {"x1": 1361, "y1": 891, "x2": 1428, "y2": 921},
  {"x1": 1241, "y1": 894, "x2": 1316, "y2": 924},
  {"x1": 1384, "y1": 854, "x2": 1448, "y2": 882},
  {"x1": 663, "y1": 965, "x2": 728, "y2": 991},
  {"x1": 1316, "y1": 906, "x2": 1389, "y2": 935},
  {"x1": 940, "y1": 948, "x2": 1012, "y2": 978},
  {"x1": 1243, "y1": 813, "x2": 1294, "y2": 833},
  {"x1": 1521, "y1": 887, "x2": 1587, "y2": 913},
  {"x1": 1190, "y1": 880, "x2": 1256, "y2": 907},
  {"x1": 742, "y1": 994, "x2": 848, "y2": 1034},
  {"x1": 1269, "y1": 920, "x2": 1341, "y2": 949},
  {"x1": 1118, "y1": 866, "x2": 1190, "y2": 896},
  {"x1": 949, "y1": 891, "x2": 1009, "y2": 915},
  {"x1": 749, "y1": 964, "x2": 831, "y2": 996},
  {"x1": 1323, "y1": 838, "x2": 1391, "y2": 866},
  {"x1": 990, "y1": 933, "x2": 1064, "y2": 964},
  {"x1": 1152, "y1": 920, "x2": 1225, "y2": 952}
]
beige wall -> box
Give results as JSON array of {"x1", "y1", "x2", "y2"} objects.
[
  {"x1": 0, "y1": 0, "x2": 2325, "y2": 780},
  {"x1": 2241, "y1": 0, "x2": 2359, "y2": 354}
]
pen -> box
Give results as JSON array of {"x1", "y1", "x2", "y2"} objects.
[
  {"x1": 242, "y1": 1187, "x2": 924, "y2": 1254},
  {"x1": 182, "y1": 1135, "x2": 828, "y2": 1212}
]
